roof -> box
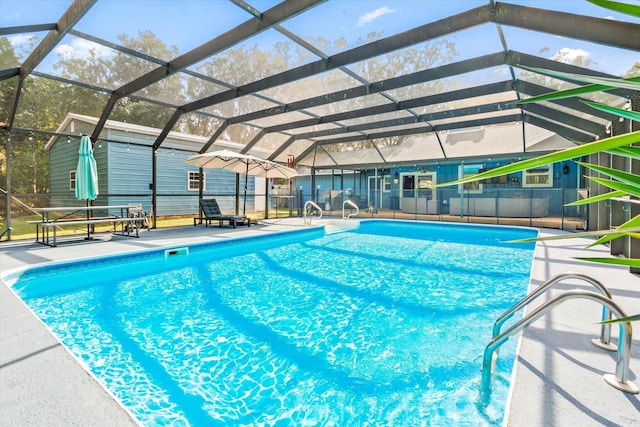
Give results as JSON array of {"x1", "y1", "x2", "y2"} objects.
[
  {"x1": 45, "y1": 113, "x2": 266, "y2": 156},
  {"x1": 1, "y1": 0, "x2": 638, "y2": 170}
]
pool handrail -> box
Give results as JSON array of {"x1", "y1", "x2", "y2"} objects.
[
  {"x1": 482, "y1": 290, "x2": 637, "y2": 395},
  {"x1": 342, "y1": 200, "x2": 359, "y2": 220},
  {"x1": 492, "y1": 272, "x2": 614, "y2": 351},
  {"x1": 303, "y1": 200, "x2": 323, "y2": 224}
]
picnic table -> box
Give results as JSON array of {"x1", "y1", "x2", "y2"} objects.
[{"x1": 31, "y1": 205, "x2": 145, "y2": 247}]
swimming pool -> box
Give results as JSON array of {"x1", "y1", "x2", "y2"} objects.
[{"x1": 6, "y1": 220, "x2": 537, "y2": 426}]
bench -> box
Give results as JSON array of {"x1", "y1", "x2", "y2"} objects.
[{"x1": 30, "y1": 216, "x2": 144, "y2": 247}]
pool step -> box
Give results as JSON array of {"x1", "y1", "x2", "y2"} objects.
[{"x1": 324, "y1": 220, "x2": 360, "y2": 234}]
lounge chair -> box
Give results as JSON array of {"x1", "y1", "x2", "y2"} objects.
[{"x1": 194, "y1": 198, "x2": 250, "y2": 228}]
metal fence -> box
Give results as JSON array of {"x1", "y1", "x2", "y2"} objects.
[
  {"x1": 1, "y1": 187, "x2": 588, "y2": 241},
  {"x1": 286, "y1": 187, "x2": 587, "y2": 231}
]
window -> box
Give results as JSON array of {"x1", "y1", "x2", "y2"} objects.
[
  {"x1": 417, "y1": 176, "x2": 433, "y2": 189},
  {"x1": 69, "y1": 171, "x2": 76, "y2": 191},
  {"x1": 417, "y1": 174, "x2": 434, "y2": 200},
  {"x1": 479, "y1": 168, "x2": 508, "y2": 184},
  {"x1": 523, "y1": 166, "x2": 553, "y2": 188},
  {"x1": 458, "y1": 164, "x2": 483, "y2": 194},
  {"x1": 383, "y1": 175, "x2": 391, "y2": 192},
  {"x1": 403, "y1": 175, "x2": 415, "y2": 190},
  {"x1": 188, "y1": 171, "x2": 205, "y2": 191}
]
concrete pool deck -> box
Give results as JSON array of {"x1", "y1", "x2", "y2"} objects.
[{"x1": 1, "y1": 218, "x2": 638, "y2": 426}]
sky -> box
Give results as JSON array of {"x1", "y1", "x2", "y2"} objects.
[{"x1": 1, "y1": 0, "x2": 638, "y2": 76}]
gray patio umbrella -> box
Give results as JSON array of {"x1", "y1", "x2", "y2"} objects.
[
  {"x1": 75, "y1": 134, "x2": 99, "y2": 239},
  {"x1": 185, "y1": 149, "x2": 299, "y2": 214}
]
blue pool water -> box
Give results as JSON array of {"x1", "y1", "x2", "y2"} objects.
[{"x1": 7, "y1": 220, "x2": 537, "y2": 426}]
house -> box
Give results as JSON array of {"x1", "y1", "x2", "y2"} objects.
[
  {"x1": 294, "y1": 122, "x2": 582, "y2": 218},
  {"x1": 46, "y1": 113, "x2": 271, "y2": 217},
  {"x1": 48, "y1": 115, "x2": 582, "y2": 220}
]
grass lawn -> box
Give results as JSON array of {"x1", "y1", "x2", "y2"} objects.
[
  {"x1": 1, "y1": 210, "x2": 288, "y2": 242},
  {"x1": 2, "y1": 215, "x2": 203, "y2": 241}
]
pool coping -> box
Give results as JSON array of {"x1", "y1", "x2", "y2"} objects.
[
  {"x1": 1, "y1": 219, "x2": 638, "y2": 426},
  {"x1": 504, "y1": 228, "x2": 640, "y2": 426}
]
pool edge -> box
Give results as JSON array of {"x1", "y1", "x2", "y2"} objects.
[{"x1": 1, "y1": 220, "x2": 638, "y2": 426}]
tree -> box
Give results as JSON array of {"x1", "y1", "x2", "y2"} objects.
[
  {"x1": 0, "y1": 37, "x2": 21, "y2": 190},
  {"x1": 4, "y1": 31, "x2": 185, "y2": 194},
  {"x1": 53, "y1": 31, "x2": 181, "y2": 128},
  {"x1": 0, "y1": 36, "x2": 20, "y2": 69}
]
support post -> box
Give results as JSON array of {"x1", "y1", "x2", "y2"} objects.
[
  {"x1": 4, "y1": 132, "x2": 12, "y2": 241},
  {"x1": 151, "y1": 148, "x2": 157, "y2": 229}
]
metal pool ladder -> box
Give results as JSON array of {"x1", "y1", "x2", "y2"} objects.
[
  {"x1": 492, "y1": 273, "x2": 615, "y2": 351},
  {"x1": 303, "y1": 200, "x2": 323, "y2": 225},
  {"x1": 481, "y1": 274, "x2": 638, "y2": 396},
  {"x1": 342, "y1": 199, "x2": 359, "y2": 220}
]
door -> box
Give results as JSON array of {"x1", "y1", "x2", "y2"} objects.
[
  {"x1": 368, "y1": 176, "x2": 383, "y2": 208},
  {"x1": 400, "y1": 172, "x2": 437, "y2": 213}
]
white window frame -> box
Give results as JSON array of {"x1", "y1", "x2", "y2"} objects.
[
  {"x1": 382, "y1": 175, "x2": 391, "y2": 192},
  {"x1": 522, "y1": 165, "x2": 553, "y2": 188},
  {"x1": 69, "y1": 171, "x2": 76, "y2": 191},
  {"x1": 188, "y1": 171, "x2": 205, "y2": 191}
]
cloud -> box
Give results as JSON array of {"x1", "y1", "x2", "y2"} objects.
[
  {"x1": 8, "y1": 34, "x2": 33, "y2": 46},
  {"x1": 53, "y1": 38, "x2": 113, "y2": 59},
  {"x1": 551, "y1": 47, "x2": 591, "y2": 64},
  {"x1": 357, "y1": 6, "x2": 397, "y2": 27}
]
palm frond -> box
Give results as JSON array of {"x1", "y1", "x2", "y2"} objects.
[
  {"x1": 606, "y1": 146, "x2": 640, "y2": 159},
  {"x1": 565, "y1": 190, "x2": 626, "y2": 206},
  {"x1": 587, "y1": 177, "x2": 640, "y2": 198},
  {"x1": 575, "y1": 257, "x2": 640, "y2": 267},
  {"x1": 517, "y1": 66, "x2": 640, "y2": 91},
  {"x1": 513, "y1": 83, "x2": 617, "y2": 104},
  {"x1": 586, "y1": 0, "x2": 640, "y2": 18},
  {"x1": 438, "y1": 131, "x2": 640, "y2": 187},
  {"x1": 601, "y1": 314, "x2": 640, "y2": 325},
  {"x1": 578, "y1": 161, "x2": 640, "y2": 187},
  {"x1": 506, "y1": 226, "x2": 640, "y2": 243},
  {"x1": 590, "y1": 210, "x2": 640, "y2": 246},
  {"x1": 583, "y1": 101, "x2": 640, "y2": 121}
]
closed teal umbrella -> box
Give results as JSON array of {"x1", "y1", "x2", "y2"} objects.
[
  {"x1": 75, "y1": 135, "x2": 99, "y2": 201},
  {"x1": 75, "y1": 135, "x2": 98, "y2": 240}
]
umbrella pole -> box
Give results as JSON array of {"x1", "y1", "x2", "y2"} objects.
[
  {"x1": 85, "y1": 199, "x2": 93, "y2": 240},
  {"x1": 243, "y1": 162, "x2": 248, "y2": 215},
  {"x1": 265, "y1": 178, "x2": 269, "y2": 220},
  {"x1": 235, "y1": 174, "x2": 240, "y2": 213}
]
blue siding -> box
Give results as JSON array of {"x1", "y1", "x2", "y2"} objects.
[
  {"x1": 105, "y1": 142, "x2": 152, "y2": 212},
  {"x1": 49, "y1": 137, "x2": 80, "y2": 207},
  {"x1": 92, "y1": 140, "x2": 109, "y2": 207},
  {"x1": 157, "y1": 149, "x2": 197, "y2": 215},
  {"x1": 49, "y1": 136, "x2": 109, "y2": 207},
  {"x1": 50, "y1": 135, "x2": 258, "y2": 217}
]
